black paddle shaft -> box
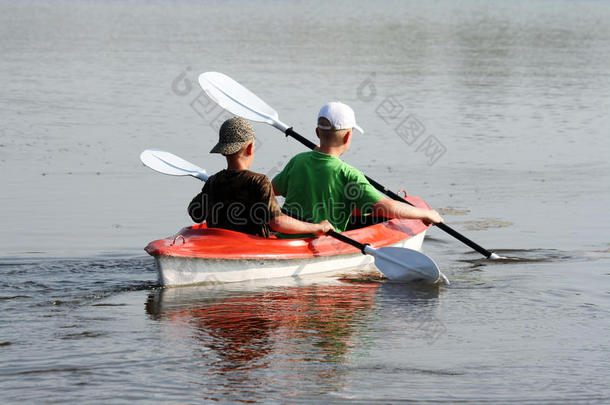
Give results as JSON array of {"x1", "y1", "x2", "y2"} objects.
[
  {"x1": 327, "y1": 230, "x2": 368, "y2": 254},
  {"x1": 284, "y1": 127, "x2": 494, "y2": 258}
]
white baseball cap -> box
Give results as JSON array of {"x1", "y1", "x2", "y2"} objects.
[{"x1": 317, "y1": 101, "x2": 364, "y2": 134}]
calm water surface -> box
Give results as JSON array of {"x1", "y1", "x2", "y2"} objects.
[{"x1": 1, "y1": 0, "x2": 609, "y2": 403}]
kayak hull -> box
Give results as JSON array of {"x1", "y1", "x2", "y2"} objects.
[
  {"x1": 146, "y1": 196, "x2": 431, "y2": 287},
  {"x1": 153, "y1": 231, "x2": 425, "y2": 286}
]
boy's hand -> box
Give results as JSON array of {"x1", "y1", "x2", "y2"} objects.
[
  {"x1": 423, "y1": 209, "x2": 444, "y2": 225},
  {"x1": 315, "y1": 220, "x2": 335, "y2": 235}
]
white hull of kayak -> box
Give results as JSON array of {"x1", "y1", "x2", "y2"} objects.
[{"x1": 156, "y1": 231, "x2": 426, "y2": 286}]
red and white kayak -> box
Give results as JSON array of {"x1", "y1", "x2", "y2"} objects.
[{"x1": 145, "y1": 196, "x2": 432, "y2": 286}]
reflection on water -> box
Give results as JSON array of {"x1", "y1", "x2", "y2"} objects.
[
  {"x1": 147, "y1": 282, "x2": 379, "y2": 372},
  {"x1": 146, "y1": 279, "x2": 440, "y2": 380}
]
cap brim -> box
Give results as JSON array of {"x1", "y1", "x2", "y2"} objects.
[
  {"x1": 353, "y1": 124, "x2": 364, "y2": 134},
  {"x1": 210, "y1": 141, "x2": 248, "y2": 155}
]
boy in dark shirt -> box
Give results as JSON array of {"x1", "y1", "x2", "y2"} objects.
[{"x1": 189, "y1": 117, "x2": 333, "y2": 237}]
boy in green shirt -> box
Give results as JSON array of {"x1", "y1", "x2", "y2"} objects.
[{"x1": 273, "y1": 102, "x2": 443, "y2": 238}]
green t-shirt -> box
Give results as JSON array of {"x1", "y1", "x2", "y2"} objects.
[{"x1": 272, "y1": 151, "x2": 384, "y2": 238}]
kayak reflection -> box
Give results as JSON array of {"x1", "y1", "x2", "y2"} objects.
[
  {"x1": 145, "y1": 276, "x2": 441, "y2": 375},
  {"x1": 146, "y1": 278, "x2": 381, "y2": 369}
]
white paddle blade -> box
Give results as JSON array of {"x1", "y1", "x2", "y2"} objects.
[
  {"x1": 140, "y1": 149, "x2": 208, "y2": 181},
  {"x1": 367, "y1": 246, "x2": 444, "y2": 284},
  {"x1": 198, "y1": 72, "x2": 281, "y2": 127}
]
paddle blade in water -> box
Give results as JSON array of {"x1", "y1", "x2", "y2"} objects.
[
  {"x1": 198, "y1": 72, "x2": 280, "y2": 126},
  {"x1": 369, "y1": 246, "x2": 443, "y2": 284}
]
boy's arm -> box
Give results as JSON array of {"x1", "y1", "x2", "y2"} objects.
[
  {"x1": 187, "y1": 182, "x2": 210, "y2": 223},
  {"x1": 271, "y1": 157, "x2": 294, "y2": 197},
  {"x1": 187, "y1": 192, "x2": 205, "y2": 223},
  {"x1": 371, "y1": 198, "x2": 443, "y2": 225},
  {"x1": 269, "y1": 214, "x2": 334, "y2": 235}
]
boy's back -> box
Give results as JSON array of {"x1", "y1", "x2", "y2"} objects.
[{"x1": 273, "y1": 151, "x2": 382, "y2": 237}]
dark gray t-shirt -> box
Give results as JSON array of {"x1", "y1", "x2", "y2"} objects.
[{"x1": 188, "y1": 169, "x2": 282, "y2": 237}]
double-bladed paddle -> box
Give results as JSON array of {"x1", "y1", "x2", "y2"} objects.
[
  {"x1": 140, "y1": 149, "x2": 449, "y2": 285},
  {"x1": 198, "y1": 72, "x2": 501, "y2": 260}
]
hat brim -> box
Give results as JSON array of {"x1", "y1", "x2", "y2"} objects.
[
  {"x1": 210, "y1": 140, "x2": 249, "y2": 155},
  {"x1": 317, "y1": 124, "x2": 365, "y2": 134}
]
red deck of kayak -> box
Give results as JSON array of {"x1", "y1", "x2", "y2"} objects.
[{"x1": 145, "y1": 196, "x2": 431, "y2": 260}]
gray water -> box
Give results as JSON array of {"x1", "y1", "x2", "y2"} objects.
[{"x1": 1, "y1": 0, "x2": 609, "y2": 403}]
